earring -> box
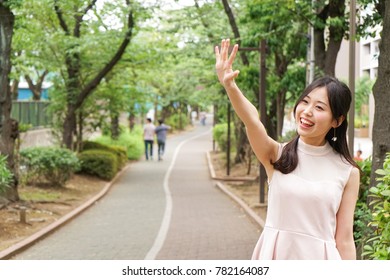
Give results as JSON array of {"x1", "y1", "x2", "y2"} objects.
[{"x1": 331, "y1": 128, "x2": 337, "y2": 142}]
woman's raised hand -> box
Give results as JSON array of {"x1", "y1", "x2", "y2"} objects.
[{"x1": 215, "y1": 39, "x2": 239, "y2": 88}]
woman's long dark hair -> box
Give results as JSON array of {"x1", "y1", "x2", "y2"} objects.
[{"x1": 273, "y1": 76, "x2": 360, "y2": 174}]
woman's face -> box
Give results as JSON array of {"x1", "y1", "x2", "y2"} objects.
[{"x1": 295, "y1": 87, "x2": 338, "y2": 146}]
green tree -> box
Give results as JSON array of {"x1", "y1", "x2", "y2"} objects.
[
  {"x1": 18, "y1": 0, "x2": 138, "y2": 149},
  {"x1": 0, "y1": 0, "x2": 20, "y2": 201}
]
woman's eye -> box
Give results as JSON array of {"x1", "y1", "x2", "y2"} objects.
[{"x1": 316, "y1": 106, "x2": 324, "y2": 110}]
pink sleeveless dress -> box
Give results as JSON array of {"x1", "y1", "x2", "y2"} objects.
[{"x1": 251, "y1": 139, "x2": 353, "y2": 260}]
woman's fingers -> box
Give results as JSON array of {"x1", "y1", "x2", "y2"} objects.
[
  {"x1": 223, "y1": 70, "x2": 240, "y2": 83},
  {"x1": 222, "y1": 39, "x2": 229, "y2": 61},
  {"x1": 228, "y1": 44, "x2": 238, "y2": 65}
]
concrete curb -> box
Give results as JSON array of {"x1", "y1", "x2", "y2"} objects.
[
  {"x1": 0, "y1": 163, "x2": 132, "y2": 260},
  {"x1": 206, "y1": 151, "x2": 265, "y2": 229},
  {"x1": 206, "y1": 151, "x2": 258, "y2": 181}
]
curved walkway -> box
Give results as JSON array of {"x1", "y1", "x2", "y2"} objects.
[{"x1": 11, "y1": 122, "x2": 261, "y2": 260}]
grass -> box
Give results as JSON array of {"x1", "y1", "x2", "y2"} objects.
[{"x1": 19, "y1": 188, "x2": 61, "y2": 202}]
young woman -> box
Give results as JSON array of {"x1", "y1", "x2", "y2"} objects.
[{"x1": 215, "y1": 39, "x2": 360, "y2": 260}]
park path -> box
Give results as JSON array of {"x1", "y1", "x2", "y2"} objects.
[{"x1": 13, "y1": 121, "x2": 261, "y2": 260}]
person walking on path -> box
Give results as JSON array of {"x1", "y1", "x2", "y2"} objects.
[
  {"x1": 143, "y1": 118, "x2": 155, "y2": 160},
  {"x1": 215, "y1": 39, "x2": 360, "y2": 260},
  {"x1": 155, "y1": 119, "x2": 171, "y2": 161}
]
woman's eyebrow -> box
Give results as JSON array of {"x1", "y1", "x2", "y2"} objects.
[
  {"x1": 316, "y1": 100, "x2": 329, "y2": 107},
  {"x1": 305, "y1": 95, "x2": 329, "y2": 107}
]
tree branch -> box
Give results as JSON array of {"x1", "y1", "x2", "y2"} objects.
[
  {"x1": 74, "y1": 0, "x2": 98, "y2": 37},
  {"x1": 74, "y1": 3, "x2": 134, "y2": 109},
  {"x1": 54, "y1": 0, "x2": 69, "y2": 35},
  {"x1": 221, "y1": 0, "x2": 249, "y2": 65}
]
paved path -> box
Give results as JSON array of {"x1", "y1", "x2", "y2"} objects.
[{"x1": 12, "y1": 122, "x2": 261, "y2": 260}]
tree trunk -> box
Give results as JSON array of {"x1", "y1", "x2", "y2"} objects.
[
  {"x1": 233, "y1": 119, "x2": 247, "y2": 164},
  {"x1": 10, "y1": 79, "x2": 19, "y2": 100},
  {"x1": 0, "y1": 3, "x2": 19, "y2": 201},
  {"x1": 25, "y1": 70, "x2": 48, "y2": 101},
  {"x1": 128, "y1": 112, "x2": 135, "y2": 132},
  {"x1": 276, "y1": 89, "x2": 287, "y2": 138},
  {"x1": 370, "y1": 1, "x2": 390, "y2": 187},
  {"x1": 62, "y1": 106, "x2": 77, "y2": 150},
  {"x1": 111, "y1": 115, "x2": 120, "y2": 140},
  {"x1": 313, "y1": 0, "x2": 346, "y2": 76},
  {"x1": 221, "y1": 0, "x2": 249, "y2": 65}
]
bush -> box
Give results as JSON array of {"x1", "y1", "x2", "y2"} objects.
[
  {"x1": 165, "y1": 113, "x2": 189, "y2": 131},
  {"x1": 81, "y1": 140, "x2": 127, "y2": 169},
  {"x1": 20, "y1": 147, "x2": 80, "y2": 186},
  {"x1": 354, "y1": 158, "x2": 375, "y2": 259},
  {"x1": 0, "y1": 155, "x2": 13, "y2": 194},
  {"x1": 78, "y1": 149, "x2": 118, "y2": 180},
  {"x1": 213, "y1": 123, "x2": 236, "y2": 152},
  {"x1": 362, "y1": 153, "x2": 390, "y2": 260},
  {"x1": 93, "y1": 126, "x2": 143, "y2": 160}
]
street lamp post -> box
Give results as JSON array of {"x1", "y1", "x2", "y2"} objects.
[
  {"x1": 239, "y1": 39, "x2": 267, "y2": 204},
  {"x1": 348, "y1": 0, "x2": 356, "y2": 157}
]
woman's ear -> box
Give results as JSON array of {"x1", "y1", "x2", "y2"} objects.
[{"x1": 333, "y1": 115, "x2": 345, "y2": 128}]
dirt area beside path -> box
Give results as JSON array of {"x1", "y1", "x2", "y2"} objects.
[{"x1": 0, "y1": 175, "x2": 107, "y2": 253}]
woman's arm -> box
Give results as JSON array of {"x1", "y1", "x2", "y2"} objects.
[
  {"x1": 335, "y1": 167, "x2": 360, "y2": 259},
  {"x1": 215, "y1": 39, "x2": 278, "y2": 169}
]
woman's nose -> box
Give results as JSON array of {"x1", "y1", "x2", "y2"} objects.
[{"x1": 303, "y1": 106, "x2": 313, "y2": 116}]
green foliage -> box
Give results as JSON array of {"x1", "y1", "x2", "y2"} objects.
[
  {"x1": 93, "y1": 126, "x2": 143, "y2": 160},
  {"x1": 0, "y1": 155, "x2": 13, "y2": 194},
  {"x1": 352, "y1": 158, "x2": 374, "y2": 258},
  {"x1": 278, "y1": 129, "x2": 297, "y2": 143},
  {"x1": 20, "y1": 147, "x2": 80, "y2": 187},
  {"x1": 165, "y1": 113, "x2": 189, "y2": 131},
  {"x1": 78, "y1": 150, "x2": 118, "y2": 180},
  {"x1": 18, "y1": 123, "x2": 33, "y2": 133},
  {"x1": 357, "y1": 157, "x2": 372, "y2": 202},
  {"x1": 213, "y1": 123, "x2": 236, "y2": 153},
  {"x1": 355, "y1": 76, "x2": 374, "y2": 128},
  {"x1": 363, "y1": 153, "x2": 390, "y2": 260},
  {"x1": 20, "y1": 189, "x2": 61, "y2": 202},
  {"x1": 81, "y1": 140, "x2": 127, "y2": 170}
]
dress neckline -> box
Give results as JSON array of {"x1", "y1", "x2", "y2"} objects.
[{"x1": 298, "y1": 138, "x2": 332, "y2": 156}]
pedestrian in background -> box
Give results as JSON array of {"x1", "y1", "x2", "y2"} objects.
[
  {"x1": 200, "y1": 111, "x2": 206, "y2": 126},
  {"x1": 354, "y1": 150, "x2": 363, "y2": 162},
  {"x1": 215, "y1": 39, "x2": 360, "y2": 260},
  {"x1": 155, "y1": 119, "x2": 171, "y2": 161},
  {"x1": 143, "y1": 118, "x2": 155, "y2": 160}
]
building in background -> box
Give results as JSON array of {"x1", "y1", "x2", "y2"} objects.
[{"x1": 16, "y1": 82, "x2": 51, "y2": 101}]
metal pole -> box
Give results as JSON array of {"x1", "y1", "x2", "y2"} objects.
[
  {"x1": 213, "y1": 104, "x2": 217, "y2": 151},
  {"x1": 348, "y1": 0, "x2": 356, "y2": 157},
  {"x1": 227, "y1": 102, "x2": 231, "y2": 176},
  {"x1": 309, "y1": 25, "x2": 315, "y2": 84},
  {"x1": 259, "y1": 39, "x2": 267, "y2": 204},
  {"x1": 309, "y1": 0, "x2": 315, "y2": 84}
]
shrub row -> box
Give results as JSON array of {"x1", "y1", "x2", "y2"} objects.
[
  {"x1": 93, "y1": 126, "x2": 143, "y2": 160},
  {"x1": 18, "y1": 126, "x2": 145, "y2": 184},
  {"x1": 19, "y1": 143, "x2": 127, "y2": 185},
  {"x1": 78, "y1": 141, "x2": 128, "y2": 180},
  {"x1": 213, "y1": 123, "x2": 236, "y2": 152},
  {"x1": 361, "y1": 153, "x2": 390, "y2": 260},
  {"x1": 19, "y1": 147, "x2": 80, "y2": 186}
]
